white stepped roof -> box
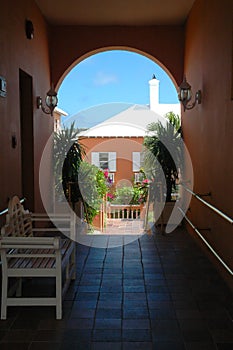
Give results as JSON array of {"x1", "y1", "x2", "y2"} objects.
[{"x1": 78, "y1": 104, "x2": 167, "y2": 138}]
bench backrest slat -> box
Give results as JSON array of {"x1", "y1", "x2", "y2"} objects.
[{"x1": 4, "y1": 196, "x2": 32, "y2": 237}]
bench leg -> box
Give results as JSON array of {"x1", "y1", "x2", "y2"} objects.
[
  {"x1": 56, "y1": 270, "x2": 62, "y2": 319},
  {"x1": 65, "y1": 249, "x2": 76, "y2": 281},
  {"x1": 56, "y1": 251, "x2": 62, "y2": 319},
  {"x1": 71, "y1": 248, "x2": 76, "y2": 280},
  {"x1": 1, "y1": 272, "x2": 8, "y2": 319},
  {"x1": 66, "y1": 264, "x2": 70, "y2": 281}
]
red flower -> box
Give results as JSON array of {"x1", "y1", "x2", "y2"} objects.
[
  {"x1": 107, "y1": 193, "x2": 114, "y2": 200},
  {"x1": 103, "y1": 170, "x2": 109, "y2": 178},
  {"x1": 142, "y1": 179, "x2": 149, "y2": 183}
]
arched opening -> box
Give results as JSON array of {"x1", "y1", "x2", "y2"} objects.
[
  {"x1": 57, "y1": 46, "x2": 179, "y2": 98},
  {"x1": 56, "y1": 48, "x2": 180, "y2": 128},
  {"x1": 46, "y1": 47, "x2": 191, "y2": 249},
  {"x1": 52, "y1": 47, "x2": 185, "y2": 242}
]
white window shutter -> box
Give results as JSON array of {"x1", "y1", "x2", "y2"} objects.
[
  {"x1": 108, "y1": 152, "x2": 116, "y2": 171},
  {"x1": 91, "y1": 152, "x2": 99, "y2": 167},
  {"x1": 132, "y1": 152, "x2": 140, "y2": 171}
]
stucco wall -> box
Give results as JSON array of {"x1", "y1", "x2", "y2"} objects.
[
  {"x1": 49, "y1": 25, "x2": 184, "y2": 88},
  {"x1": 1, "y1": 0, "x2": 232, "y2": 289},
  {"x1": 182, "y1": 0, "x2": 233, "y2": 288},
  {"x1": 81, "y1": 137, "x2": 144, "y2": 185},
  {"x1": 0, "y1": 0, "x2": 53, "y2": 214}
]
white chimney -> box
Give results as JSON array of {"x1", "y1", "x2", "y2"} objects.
[{"x1": 149, "y1": 74, "x2": 160, "y2": 112}]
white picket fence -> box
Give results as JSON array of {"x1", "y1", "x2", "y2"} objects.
[{"x1": 107, "y1": 204, "x2": 144, "y2": 220}]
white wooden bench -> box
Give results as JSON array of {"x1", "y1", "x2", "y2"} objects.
[{"x1": 0, "y1": 196, "x2": 76, "y2": 320}]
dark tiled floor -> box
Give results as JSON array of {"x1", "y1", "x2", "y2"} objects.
[{"x1": 0, "y1": 226, "x2": 232, "y2": 349}]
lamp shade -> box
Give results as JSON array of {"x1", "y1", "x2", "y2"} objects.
[
  {"x1": 178, "y1": 76, "x2": 192, "y2": 102},
  {"x1": 45, "y1": 85, "x2": 58, "y2": 109}
]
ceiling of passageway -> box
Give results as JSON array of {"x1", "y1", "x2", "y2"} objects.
[{"x1": 35, "y1": 0, "x2": 195, "y2": 25}]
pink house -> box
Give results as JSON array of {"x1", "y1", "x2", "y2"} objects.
[{"x1": 79, "y1": 77, "x2": 180, "y2": 188}]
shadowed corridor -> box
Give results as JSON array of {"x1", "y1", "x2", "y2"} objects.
[{"x1": 0, "y1": 225, "x2": 232, "y2": 350}]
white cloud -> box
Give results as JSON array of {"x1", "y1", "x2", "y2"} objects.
[{"x1": 94, "y1": 71, "x2": 118, "y2": 86}]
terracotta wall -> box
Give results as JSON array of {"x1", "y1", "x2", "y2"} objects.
[
  {"x1": 0, "y1": 0, "x2": 53, "y2": 214},
  {"x1": 182, "y1": 0, "x2": 233, "y2": 288},
  {"x1": 81, "y1": 137, "x2": 144, "y2": 185},
  {"x1": 49, "y1": 25, "x2": 184, "y2": 88}
]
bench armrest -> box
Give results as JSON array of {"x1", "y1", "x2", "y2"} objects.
[{"x1": 0, "y1": 236, "x2": 60, "y2": 250}]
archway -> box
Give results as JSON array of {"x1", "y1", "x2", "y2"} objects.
[
  {"x1": 56, "y1": 47, "x2": 181, "y2": 129},
  {"x1": 56, "y1": 46, "x2": 179, "y2": 93},
  {"x1": 40, "y1": 48, "x2": 193, "y2": 247}
]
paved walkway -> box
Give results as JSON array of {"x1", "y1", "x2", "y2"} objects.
[
  {"x1": 0, "y1": 225, "x2": 232, "y2": 349},
  {"x1": 103, "y1": 218, "x2": 145, "y2": 235}
]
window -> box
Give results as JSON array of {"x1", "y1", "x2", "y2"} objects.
[
  {"x1": 91, "y1": 152, "x2": 116, "y2": 172},
  {"x1": 132, "y1": 152, "x2": 143, "y2": 172},
  {"x1": 99, "y1": 152, "x2": 109, "y2": 170}
]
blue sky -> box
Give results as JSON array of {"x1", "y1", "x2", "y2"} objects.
[{"x1": 58, "y1": 50, "x2": 179, "y2": 121}]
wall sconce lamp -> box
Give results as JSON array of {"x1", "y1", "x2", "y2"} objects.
[
  {"x1": 178, "y1": 76, "x2": 202, "y2": 111},
  {"x1": 25, "y1": 19, "x2": 34, "y2": 40},
  {"x1": 37, "y1": 84, "x2": 58, "y2": 116}
]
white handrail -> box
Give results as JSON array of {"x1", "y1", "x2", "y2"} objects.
[
  {"x1": 0, "y1": 198, "x2": 26, "y2": 216},
  {"x1": 178, "y1": 207, "x2": 233, "y2": 276},
  {"x1": 181, "y1": 184, "x2": 233, "y2": 225}
]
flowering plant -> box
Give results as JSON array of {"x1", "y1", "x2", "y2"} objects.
[
  {"x1": 103, "y1": 169, "x2": 113, "y2": 186},
  {"x1": 102, "y1": 169, "x2": 115, "y2": 202},
  {"x1": 132, "y1": 168, "x2": 150, "y2": 204},
  {"x1": 138, "y1": 179, "x2": 150, "y2": 203},
  {"x1": 106, "y1": 192, "x2": 115, "y2": 202}
]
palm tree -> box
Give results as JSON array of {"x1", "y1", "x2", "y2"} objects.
[
  {"x1": 143, "y1": 113, "x2": 182, "y2": 202},
  {"x1": 53, "y1": 121, "x2": 86, "y2": 205}
]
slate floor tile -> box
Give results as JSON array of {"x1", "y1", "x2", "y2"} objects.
[
  {"x1": 96, "y1": 308, "x2": 122, "y2": 319},
  {"x1": 122, "y1": 319, "x2": 150, "y2": 329},
  {"x1": 182, "y1": 329, "x2": 213, "y2": 342},
  {"x1": 97, "y1": 300, "x2": 122, "y2": 309},
  {"x1": 147, "y1": 292, "x2": 171, "y2": 301},
  {"x1": 100, "y1": 285, "x2": 123, "y2": 292},
  {"x1": 178, "y1": 319, "x2": 208, "y2": 331},
  {"x1": 0, "y1": 343, "x2": 30, "y2": 350},
  {"x1": 185, "y1": 342, "x2": 217, "y2": 350},
  {"x1": 122, "y1": 329, "x2": 152, "y2": 341},
  {"x1": 122, "y1": 342, "x2": 153, "y2": 350},
  {"x1": 216, "y1": 344, "x2": 233, "y2": 350},
  {"x1": 123, "y1": 292, "x2": 147, "y2": 301},
  {"x1": 32, "y1": 330, "x2": 64, "y2": 342},
  {"x1": 91, "y1": 342, "x2": 122, "y2": 350},
  {"x1": 78, "y1": 285, "x2": 100, "y2": 292},
  {"x1": 92, "y1": 329, "x2": 122, "y2": 341},
  {"x1": 123, "y1": 299, "x2": 147, "y2": 307},
  {"x1": 60, "y1": 340, "x2": 91, "y2": 349},
  {"x1": 1, "y1": 329, "x2": 36, "y2": 343},
  {"x1": 152, "y1": 341, "x2": 185, "y2": 350},
  {"x1": 123, "y1": 285, "x2": 145, "y2": 292},
  {"x1": 149, "y1": 308, "x2": 176, "y2": 320},
  {"x1": 211, "y1": 329, "x2": 233, "y2": 343},
  {"x1": 62, "y1": 329, "x2": 92, "y2": 343},
  {"x1": 29, "y1": 342, "x2": 61, "y2": 350},
  {"x1": 94, "y1": 318, "x2": 121, "y2": 329},
  {"x1": 73, "y1": 300, "x2": 97, "y2": 309},
  {"x1": 70, "y1": 308, "x2": 95, "y2": 319},
  {"x1": 75, "y1": 292, "x2": 99, "y2": 301},
  {"x1": 10, "y1": 317, "x2": 40, "y2": 330},
  {"x1": 123, "y1": 308, "x2": 149, "y2": 319},
  {"x1": 66, "y1": 318, "x2": 94, "y2": 329}
]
